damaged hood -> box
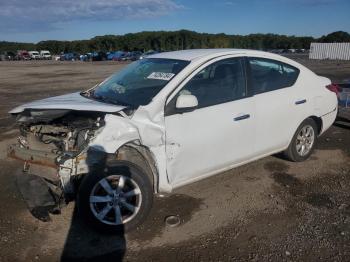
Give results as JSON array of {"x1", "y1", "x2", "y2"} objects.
[{"x1": 9, "y1": 92, "x2": 126, "y2": 114}]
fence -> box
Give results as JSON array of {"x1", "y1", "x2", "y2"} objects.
[{"x1": 309, "y1": 43, "x2": 350, "y2": 60}]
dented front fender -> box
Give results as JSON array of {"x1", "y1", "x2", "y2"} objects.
[
  {"x1": 88, "y1": 114, "x2": 141, "y2": 153},
  {"x1": 87, "y1": 111, "x2": 172, "y2": 193}
]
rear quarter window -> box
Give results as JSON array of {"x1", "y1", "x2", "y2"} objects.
[{"x1": 248, "y1": 57, "x2": 300, "y2": 95}]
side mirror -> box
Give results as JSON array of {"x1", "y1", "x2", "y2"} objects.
[{"x1": 175, "y1": 94, "x2": 198, "y2": 110}]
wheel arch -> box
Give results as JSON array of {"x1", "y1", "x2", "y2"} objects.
[
  {"x1": 287, "y1": 115, "x2": 323, "y2": 148},
  {"x1": 309, "y1": 115, "x2": 323, "y2": 136},
  {"x1": 283, "y1": 116, "x2": 321, "y2": 162},
  {"x1": 113, "y1": 141, "x2": 159, "y2": 193}
]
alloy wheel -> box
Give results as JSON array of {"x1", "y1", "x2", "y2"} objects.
[
  {"x1": 89, "y1": 175, "x2": 142, "y2": 225},
  {"x1": 295, "y1": 125, "x2": 315, "y2": 157}
]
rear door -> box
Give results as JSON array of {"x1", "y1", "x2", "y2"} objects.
[{"x1": 247, "y1": 57, "x2": 302, "y2": 155}]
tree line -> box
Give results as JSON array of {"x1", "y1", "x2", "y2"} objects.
[{"x1": 1, "y1": 30, "x2": 349, "y2": 54}]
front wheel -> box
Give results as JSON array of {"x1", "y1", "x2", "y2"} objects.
[
  {"x1": 284, "y1": 118, "x2": 318, "y2": 162},
  {"x1": 77, "y1": 161, "x2": 153, "y2": 232}
]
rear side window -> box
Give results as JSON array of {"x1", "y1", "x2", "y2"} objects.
[{"x1": 248, "y1": 58, "x2": 299, "y2": 94}]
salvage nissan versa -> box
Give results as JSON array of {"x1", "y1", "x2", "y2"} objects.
[{"x1": 8, "y1": 49, "x2": 338, "y2": 231}]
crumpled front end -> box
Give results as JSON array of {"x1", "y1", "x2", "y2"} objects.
[
  {"x1": 8, "y1": 109, "x2": 107, "y2": 198},
  {"x1": 7, "y1": 97, "x2": 170, "y2": 222}
]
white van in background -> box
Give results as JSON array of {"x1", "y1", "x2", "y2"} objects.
[
  {"x1": 29, "y1": 51, "x2": 40, "y2": 60},
  {"x1": 40, "y1": 50, "x2": 52, "y2": 60}
]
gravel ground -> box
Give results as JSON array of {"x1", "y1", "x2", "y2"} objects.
[{"x1": 0, "y1": 58, "x2": 349, "y2": 262}]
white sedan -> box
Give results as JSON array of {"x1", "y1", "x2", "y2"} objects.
[{"x1": 9, "y1": 49, "x2": 338, "y2": 231}]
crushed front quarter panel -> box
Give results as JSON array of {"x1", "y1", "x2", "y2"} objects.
[{"x1": 87, "y1": 109, "x2": 171, "y2": 192}]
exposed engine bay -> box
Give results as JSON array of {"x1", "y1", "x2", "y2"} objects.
[
  {"x1": 8, "y1": 109, "x2": 107, "y2": 198},
  {"x1": 17, "y1": 109, "x2": 105, "y2": 155}
]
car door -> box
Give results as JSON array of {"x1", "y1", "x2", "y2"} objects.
[
  {"x1": 164, "y1": 57, "x2": 256, "y2": 187},
  {"x1": 247, "y1": 57, "x2": 302, "y2": 156}
]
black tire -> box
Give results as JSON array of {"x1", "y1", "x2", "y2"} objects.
[
  {"x1": 77, "y1": 160, "x2": 153, "y2": 233},
  {"x1": 284, "y1": 118, "x2": 318, "y2": 162}
]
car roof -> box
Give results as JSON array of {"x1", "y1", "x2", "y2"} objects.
[{"x1": 148, "y1": 49, "x2": 266, "y2": 61}]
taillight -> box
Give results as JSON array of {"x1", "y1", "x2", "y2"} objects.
[{"x1": 326, "y1": 84, "x2": 342, "y2": 96}]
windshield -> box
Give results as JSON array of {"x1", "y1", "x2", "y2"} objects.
[{"x1": 89, "y1": 58, "x2": 190, "y2": 107}]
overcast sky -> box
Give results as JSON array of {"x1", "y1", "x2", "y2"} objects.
[{"x1": 0, "y1": 0, "x2": 349, "y2": 42}]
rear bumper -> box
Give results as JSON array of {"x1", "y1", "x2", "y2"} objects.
[{"x1": 320, "y1": 107, "x2": 337, "y2": 135}]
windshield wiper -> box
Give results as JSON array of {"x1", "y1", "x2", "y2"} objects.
[
  {"x1": 92, "y1": 94, "x2": 134, "y2": 108},
  {"x1": 81, "y1": 88, "x2": 95, "y2": 98}
]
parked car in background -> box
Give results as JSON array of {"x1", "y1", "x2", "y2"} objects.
[
  {"x1": 295, "y1": 49, "x2": 306, "y2": 53},
  {"x1": 338, "y1": 83, "x2": 350, "y2": 108},
  {"x1": 29, "y1": 51, "x2": 40, "y2": 60},
  {"x1": 60, "y1": 52, "x2": 80, "y2": 61},
  {"x1": 40, "y1": 50, "x2": 52, "y2": 60},
  {"x1": 121, "y1": 52, "x2": 130, "y2": 61},
  {"x1": 59, "y1": 53, "x2": 65, "y2": 61},
  {"x1": 108, "y1": 51, "x2": 123, "y2": 61},
  {"x1": 0, "y1": 51, "x2": 16, "y2": 61},
  {"x1": 8, "y1": 49, "x2": 337, "y2": 232},
  {"x1": 80, "y1": 53, "x2": 92, "y2": 62},
  {"x1": 338, "y1": 83, "x2": 350, "y2": 120},
  {"x1": 140, "y1": 50, "x2": 159, "y2": 59},
  {"x1": 16, "y1": 50, "x2": 30, "y2": 60},
  {"x1": 112, "y1": 52, "x2": 128, "y2": 61},
  {"x1": 128, "y1": 51, "x2": 142, "y2": 61},
  {"x1": 91, "y1": 51, "x2": 107, "y2": 61},
  {"x1": 8, "y1": 51, "x2": 16, "y2": 60},
  {"x1": 269, "y1": 49, "x2": 284, "y2": 54},
  {"x1": 328, "y1": 82, "x2": 350, "y2": 119},
  {"x1": 107, "y1": 51, "x2": 118, "y2": 60}
]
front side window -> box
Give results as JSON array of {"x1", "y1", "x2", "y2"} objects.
[
  {"x1": 248, "y1": 58, "x2": 300, "y2": 94},
  {"x1": 87, "y1": 58, "x2": 190, "y2": 107},
  {"x1": 168, "y1": 57, "x2": 247, "y2": 111}
]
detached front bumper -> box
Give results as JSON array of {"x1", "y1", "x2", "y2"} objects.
[
  {"x1": 8, "y1": 141, "x2": 110, "y2": 199},
  {"x1": 8, "y1": 145, "x2": 68, "y2": 220},
  {"x1": 7, "y1": 143, "x2": 94, "y2": 192},
  {"x1": 8, "y1": 144, "x2": 59, "y2": 181}
]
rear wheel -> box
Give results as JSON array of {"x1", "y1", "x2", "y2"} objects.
[
  {"x1": 77, "y1": 161, "x2": 153, "y2": 232},
  {"x1": 284, "y1": 118, "x2": 317, "y2": 162}
]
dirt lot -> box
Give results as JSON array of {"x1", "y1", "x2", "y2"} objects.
[{"x1": 0, "y1": 58, "x2": 349, "y2": 262}]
